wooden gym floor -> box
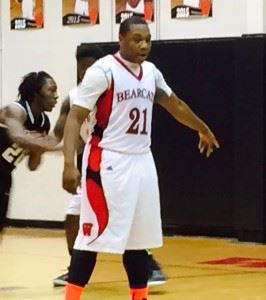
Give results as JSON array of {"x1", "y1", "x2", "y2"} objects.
[{"x1": 0, "y1": 227, "x2": 265, "y2": 299}]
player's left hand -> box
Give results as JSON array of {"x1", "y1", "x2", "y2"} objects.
[{"x1": 198, "y1": 130, "x2": 220, "y2": 157}]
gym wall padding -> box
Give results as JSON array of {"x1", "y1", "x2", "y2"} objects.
[{"x1": 84, "y1": 35, "x2": 266, "y2": 243}]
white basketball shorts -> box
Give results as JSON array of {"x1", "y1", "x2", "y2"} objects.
[
  {"x1": 74, "y1": 147, "x2": 163, "y2": 254},
  {"x1": 66, "y1": 186, "x2": 82, "y2": 216}
]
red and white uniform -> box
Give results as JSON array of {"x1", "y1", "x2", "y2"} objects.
[{"x1": 73, "y1": 53, "x2": 172, "y2": 253}]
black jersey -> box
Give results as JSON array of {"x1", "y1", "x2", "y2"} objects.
[{"x1": 0, "y1": 100, "x2": 50, "y2": 174}]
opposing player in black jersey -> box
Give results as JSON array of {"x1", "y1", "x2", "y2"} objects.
[{"x1": 0, "y1": 71, "x2": 58, "y2": 234}]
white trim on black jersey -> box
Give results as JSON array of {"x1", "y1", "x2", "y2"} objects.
[{"x1": 24, "y1": 100, "x2": 45, "y2": 126}]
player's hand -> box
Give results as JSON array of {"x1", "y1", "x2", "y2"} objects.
[
  {"x1": 63, "y1": 164, "x2": 81, "y2": 194},
  {"x1": 27, "y1": 132, "x2": 61, "y2": 152},
  {"x1": 25, "y1": 130, "x2": 44, "y2": 139},
  {"x1": 198, "y1": 130, "x2": 220, "y2": 157}
]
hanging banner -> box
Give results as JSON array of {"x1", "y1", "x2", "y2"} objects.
[
  {"x1": 171, "y1": 0, "x2": 212, "y2": 19},
  {"x1": 116, "y1": 0, "x2": 154, "y2": 24},
  {"x1": 10, "y1": 0, "x2": 43, "y2": 30},
  {"x1": 62, "y1": 0, "x2": 99, "y2": 25}
]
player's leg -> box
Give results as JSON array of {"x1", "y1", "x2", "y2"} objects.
[
  {"x1": 65, "y1": 189, "x2": 82, "y2": 254},
  {"x1": 147, "y1": 249, "x2": 167, "y2": 286},
  {"x1": 125, "y1": 151, "x2": 163, "y2": 299},
  {"x1": 0, "y1": 174, "x2": 12, "y2": 236},
  {"x1": 0, "y1": 191, "x2": 9, "y2": 234},
  {"x1": 123, "y1": 250, "x2": 149, "y2": 300},
  {"x1": 53, "y1": 190, "x2": 81, "y2": 286},
  {"x1": 65, "y1": 214, "x2": 80, "y2": 255},
  {"x1": 65, "y1": 250, "x2": 97, "y2": 300}
]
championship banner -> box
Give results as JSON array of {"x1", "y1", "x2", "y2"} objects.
[
  {"x1": 171, "y1": 0, "x2": 212, "y2": 19},
  {"x1": 10, "y1": 0, "x2": 43, "y2": 30},
  {"x1": 62, "y1": 0, "x2": 99, "y2": 25},
  {"x1": 116, "y1": 0, "x2": 154, "y2": 24}
]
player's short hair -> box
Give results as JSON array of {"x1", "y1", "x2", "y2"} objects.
[
  {"x1": 76, "y1": 44, "x2": 105, "y2": 62},
  {"x1": 18, "y1": 71, "x2": 54, "y2": 103},
  {"x1": 119, "y1": 16, "x2": 147, "y2": 36}
]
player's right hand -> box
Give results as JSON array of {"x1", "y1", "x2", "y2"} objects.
[{"x1": 62, "y1": 165, "x2": 81, "y2": 194}]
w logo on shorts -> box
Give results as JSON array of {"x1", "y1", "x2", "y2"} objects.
[{"x1": 82, "y1": 223, "x2": 93, "y2": 236}]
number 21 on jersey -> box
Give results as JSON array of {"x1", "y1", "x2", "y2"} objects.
[{"x1": 126, "y1": 107, "x2": 148, "y2": 135}]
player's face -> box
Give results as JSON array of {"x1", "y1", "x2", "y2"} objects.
[
  {"x1": 37, "y1": 78, "x2": 58, "y2": 112},
  {"x1": 119, "y1": 24, "x2": 151, "y2": 64},
  {"x1": 77, "y1": 57, "x2": 96, "y2": 82}
]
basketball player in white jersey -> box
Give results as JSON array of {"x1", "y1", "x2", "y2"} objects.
[
  {"x1": 74, "y1": 0, "x2": 88, "y2": 16},
  {"x1": 117, "y1": 0, "x2": 153, "y2": 23},
  {"x1": 52, "y1": 44, "x2": 166, "y2": 287},
  {"x1": 126, "y1": 0, "x2": 145, "y2": 14},
  {"x1": 62, "y1": 16, "x2": 219, "y2": 300},
  {"x1": 184, "y1": 0, "x2": 211, "y2": 16},
  {"x1": 183, "y1": 0, "x2": 199, "y2": 8},
  {"x1": 17, "y1": 0, "x2": 35, "y2": 20}
]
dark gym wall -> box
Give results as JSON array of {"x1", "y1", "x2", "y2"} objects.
[
  {"x1": 84, "y1": 35, "x2": 265, "y2": 243},
  {"x1": 149, "y1": 39, "x2": 235, "y2": 237}
]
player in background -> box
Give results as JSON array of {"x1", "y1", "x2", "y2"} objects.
[
  {"x1": 16, "y1": 0, "x2": 36, "y2": 20},
  {"x1": 62, "y1": 16, "x2": 219, "y2": 300},
  {"x1": 0, "y1": 71, "x2": 59, "y2": 235},
  {"x1": 74, "y1": 0, "x2": 98, "y2": 24},
  {"x1": 52, "y1": 43, "x2": 166, "y2": 287},
  {"x1": 116, "y1": 0, "x2": 153, "y2": 23}
]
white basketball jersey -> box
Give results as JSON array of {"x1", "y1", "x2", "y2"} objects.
[
  {"x1": 93, "y1": 56, "x2": 157, "y2": 154},
  {"x1": 184, "y1": 0, "x2": 200, "y2": 8},
  {"x1": 74, "y1": 0, "x2": 89, "y2": 16},
  {"x1": 75, "y1": 54, "x2": 172, "y2": 154},
  {"x1": 126, "y1": 0, "x2": 144, "y2": 14},
  {"x1": 22, "y1": 0, "x2": 35, "y2": 20},
  {"x1": 69, "y1": 87, "x2": 95, "y2": 143}
]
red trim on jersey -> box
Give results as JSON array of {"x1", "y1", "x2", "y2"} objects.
[
  {"x1": 113, "y1": 55, "x2": 143, "y2": 81},
  {"x1": 85, "y1": 83, "x2": 114, "y2": 239},
  {"x1": 94, "y1": 81, "x2": 114, "y2": 129},
  {"x1": 86, "y1": 177, "x2": 108, "y2": 237}
]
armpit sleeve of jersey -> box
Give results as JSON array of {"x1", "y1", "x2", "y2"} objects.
[
  {"x1": 154, "y1": 67, "x2": 172, "y2": 97},
  {"x1": 74, "y1": 66, "x2": 109, "y2": 111}
]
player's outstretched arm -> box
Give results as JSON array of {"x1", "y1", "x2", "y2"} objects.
[
  {"x1": 2, "y1": 104, "x2": 60, "y2": 152},
  {"x1": 155, "y1": 89, "x2": 220, "y2": 157}
]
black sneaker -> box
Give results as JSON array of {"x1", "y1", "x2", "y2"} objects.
[
  {"x1": 148, "y1": 269, "x2": 167, "y2": 286},
  {"x1": 53, "y1": 272, "x2": 69, "y2": 287}
]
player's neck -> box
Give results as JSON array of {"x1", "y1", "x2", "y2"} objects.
[
  {"x1": 117, "y1": 52, "x2": 140, "y2": 75},
  {"x1": 29, "y1": 101, "x2": 43, "y2": 118}
]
